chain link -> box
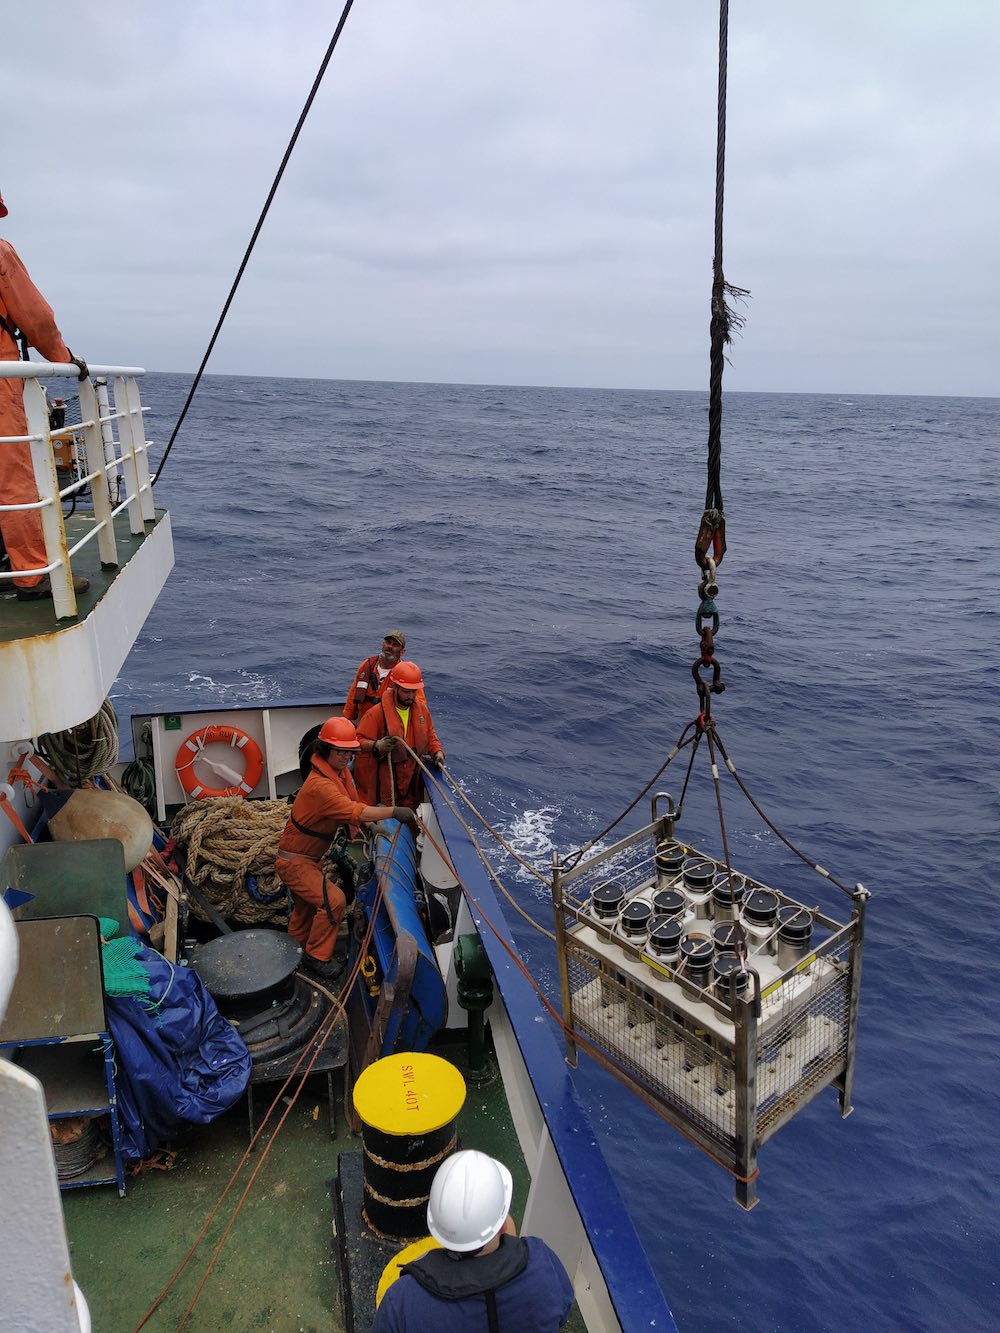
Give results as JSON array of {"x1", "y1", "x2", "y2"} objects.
[{"x1": 692, "y1": 511, "x2": 727, "y2": 727}]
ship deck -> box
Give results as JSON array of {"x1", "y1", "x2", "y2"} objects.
[
  {"x1": 62, "y1": 1034, "x2": 587, "y2": 1332},
  {"x1": 0, "y1": 509, "x2": 168, "y2": 643}
]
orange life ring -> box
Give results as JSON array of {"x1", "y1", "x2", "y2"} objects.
[{"x1": 175, "y1": 724, "x2": 265, "y2": 800}]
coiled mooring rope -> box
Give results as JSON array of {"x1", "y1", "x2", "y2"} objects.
[
  {"x1": 169, "y1": 797, "x2": 290, "y2": 925},
  {"x1": 37, "y1": 699, "x2": 120, "y2": 784}
]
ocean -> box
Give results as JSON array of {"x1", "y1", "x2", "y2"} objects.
[{"x1": 117, "y1": 373, "x2": 998, "y2": 1332}]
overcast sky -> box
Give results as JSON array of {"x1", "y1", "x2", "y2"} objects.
[{"x1": 4, "y1": 2, "x2": 998, "y2": 395}]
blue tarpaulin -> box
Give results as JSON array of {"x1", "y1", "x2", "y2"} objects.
[{"x1": 106, "y1": 946, "x2": 251, "y2": 1162}]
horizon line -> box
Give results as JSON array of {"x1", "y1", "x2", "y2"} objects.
[{"x1": 136, "y1": 369, "x2": 1000, "y2": 402}]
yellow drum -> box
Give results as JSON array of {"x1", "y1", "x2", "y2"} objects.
[{"x1": 353, "y1": 1052, "x2": 466, "y2": 1241}]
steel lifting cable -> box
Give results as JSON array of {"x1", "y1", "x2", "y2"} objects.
[
  {"x1": 405, "y1": 739, "x2": 695, "y2": 943},
  {"x1": 404, "y1": 730, "x2": 712, "y2": 938},
  {"x1": 692, "y1": 0, "x2": 749, "y2": 732},
  {"x1": 710, "y1": 727, "x2": 858, "y2": 897},
  {"x1": 151, "y1": 0, "x2": 358, "y2": 487},
  {"x1": 398, "y1": 745, "x2": 556, "y2": 943},
  {"x1": 134, "y1": 826, "x2": 397, "y2": 1331},
  {"x1": 686, "y1": 6, "x2": 860, "y2": 906},
  {"x1": 562, "y1": 721, "x2": 700, "y2": 872}
]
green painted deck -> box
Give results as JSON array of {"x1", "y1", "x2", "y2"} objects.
[
  {"x1": 0, "y1": 509, "x2": 167, "y2": 642},
  {"x1": 63, "y1": 1039, "x2": 585, "y2": 1332}
]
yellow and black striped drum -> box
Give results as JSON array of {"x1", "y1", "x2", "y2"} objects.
[{"x1": 352, "y1": 1052, "x2": 466, "y2": 1242}]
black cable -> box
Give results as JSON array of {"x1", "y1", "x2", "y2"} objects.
[
  {"x1": 563, "y1": 721, "x2": 698, "y2": 871},
  {"x1": 672, "y1": 726, "x2": 703, "y2": 820},
  {"x1": 711, "y1": 726, "x2": 856, "y2": 896},
  {"x1": 152, "y1": 0, "x2": 358, "y2": 486},
  {"x1": 703, "y1": 0, "x2": 749, "y2": 515}
]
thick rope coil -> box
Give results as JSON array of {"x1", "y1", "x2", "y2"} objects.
[
  {"x1": 170, "y1": 797, "x2": 290, "y2": 925},
  {"x1": 38, "y1": 699, "x2": 119, "y2": 783}
]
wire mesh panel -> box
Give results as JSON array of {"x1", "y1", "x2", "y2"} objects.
[
  {"x1": 552, "y1": 814, "x2": 867, "y2": 1207},
  {"x1": 755, "y1": 934, "x2": 852, "y2": 1142},
  {"x1": 568, "y1": 941, "x2": 738, "y2": 1160}
]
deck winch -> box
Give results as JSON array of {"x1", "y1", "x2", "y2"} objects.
[{"x1": 551, "y1": 795, "x2": 867, "y2": 1208}]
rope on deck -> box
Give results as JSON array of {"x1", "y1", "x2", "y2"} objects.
[
  {"x1": 169, "y1": 796, "x2": 290, "y2": 924},
  {"x1": 38, "y1": 699, "x2": 119, "y2": 783}
]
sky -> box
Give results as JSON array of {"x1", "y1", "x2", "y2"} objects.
[{"x1": 3, "y1": 2, "x2": 999, "y2": 396}]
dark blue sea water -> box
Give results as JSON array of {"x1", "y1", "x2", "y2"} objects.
[{"x1": 118, "y1": 374, "x2": 998, "y2": 1332}]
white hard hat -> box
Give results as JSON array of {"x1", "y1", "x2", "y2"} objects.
[{"x1": 426, "y1": 1150, "x2": 513, "y2": 1253}]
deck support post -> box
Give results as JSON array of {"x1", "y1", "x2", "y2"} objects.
[
  {"x1": 551, "y1": 857, "x2": 577, "y2": 1068},
  {"x1": 837, "y1": 882, "x2": 869, "y2": 1116},
  {"x1": 733, "y1": 988, "x2": 759, "y2": 1210}
]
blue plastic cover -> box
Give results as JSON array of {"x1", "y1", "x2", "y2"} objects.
[
  {"x1": 353, "y1": 821, "x2": 446, "y2": 1053},
  {"x1": 106, "y1": 946, "x2": 252, "y2": 1161}
]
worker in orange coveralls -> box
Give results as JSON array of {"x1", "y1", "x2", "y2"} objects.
[
  {"x1": 0, "y1": 188, "x2": 90, "y2": 599},
  {"x1": 342, "y1": 629, "x2": 407, "y2": 723},
  {"x1": 275, "y1": 716, "x2": 418, "y2": 983},
  {"x1": 354, "y1": 661, "x2": 445, "y2": 810}
]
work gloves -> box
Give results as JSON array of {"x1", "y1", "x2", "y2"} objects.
[
  {"x1": 392, "y1": 807, "x2": 419, "y2": 830},
  {"x1": 373, "y1": 736, "x2": 397, "y2": 757}
]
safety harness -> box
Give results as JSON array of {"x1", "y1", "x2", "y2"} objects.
[
  {"x1": 282, "y1": 813, "x2": 358, "y2": 925},
  {"x1": 0, "y1": 310, "x2": 28, "y2": 360}
]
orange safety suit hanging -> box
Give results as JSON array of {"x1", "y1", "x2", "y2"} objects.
[
  {"x1": 0, "y1": 240, "x2": 71, "y2": 588},
  {"x1": 274, "y1": 753, "x2": 367, "y2": 963},
  {"x1": 342, "y1": 654, "x2": 394, "y2": 724},
  {"x1": 354, "y1": 685, "x2": 443, "y2": 810}
]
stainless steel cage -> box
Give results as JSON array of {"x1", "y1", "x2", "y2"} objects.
[{"x1": 551, "y1": 795, "x2": 868, "y2": 1208}]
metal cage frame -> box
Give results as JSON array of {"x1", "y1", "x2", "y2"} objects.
[{"x1": 551, "y1": 795, "x2": 868, "y2": 1208}]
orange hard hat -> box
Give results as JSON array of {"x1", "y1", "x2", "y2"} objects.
[
  {"x1": 318, "y1": 716, "x2": 361, "y2": 750},
  {"x1": 390, "y1": 661, "x2": 424, "y2": 691}
]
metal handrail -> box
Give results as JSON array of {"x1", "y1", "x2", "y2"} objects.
[
  {"x1": 0, "y1": 362, "x2": 146, "y2": 379},
  {"x1": 0, "y1": 361, "x2": 150, "y2": 619}
]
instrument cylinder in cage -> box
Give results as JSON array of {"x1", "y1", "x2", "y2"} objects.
[
  {"x1": 590, "y1": 881, "x2": 625, "y2": 923},
  {"x1": 626, "y1": 981, "x2": 653, "y2": 1027},
  {"x1": 712, "y1": 872, "x2": 746, "y2": 922},
  {"x1": 713, "y1": 953, "x2": 750, "y2": 1005},
  {"x1": 652, "y1": 888, "x2": 686, "y2": 921},
  {"x1": 352, "y1": 1053, "x2": 466, "y2": 1242},
  {"x1": 647, "y1": 916, "x2": 683, "y2": 967},
  {"x1": 655, "y1": 840, "x2": 685, "y2": 886},
  {"x1": 712, "y1": 922, "x2": 741, "y2": 954},
  {"x1": 682, "y1": 859, "x2": 715, "y2": 920},
  {"x1": 619, "y1": 897, "x2": 653, "y2": 944},
  {"x1": 777, "y1": 907, "x2": 815, "y2": 970},
  {"x1": 743, "y1": 888, "x2": 780, "y2": 953},
  {"x1": 680, "y1": 932, "x2": 714, "y2": 988},
  {"x1": 599, "y1": 963, "x2": 626, "y2": 1006}
]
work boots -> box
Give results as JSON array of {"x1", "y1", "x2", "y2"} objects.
[
  {"x1": 15, "y1": 573, "x2": 91, "y2": 601},
  {"x1": 301, "y1": 953, "x2": 345, "y2": 984}
]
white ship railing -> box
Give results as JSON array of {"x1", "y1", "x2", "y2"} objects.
[{"x1": 0, "y1": 361, "x2": 151, "y2": 620}]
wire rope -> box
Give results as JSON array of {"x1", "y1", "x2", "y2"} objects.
[
  {"x1": 562, "y1": 721, "x2": 698, "y2": 872},
  {"x1": 152, "y1": 0, "x2": 358, "y2": 486},
  {"x1": 399, "y1": 747, "x2": 556, "y2": 943},
  {"x1": 711, "y1": 726, "x2": 858, "y2": 897}
]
